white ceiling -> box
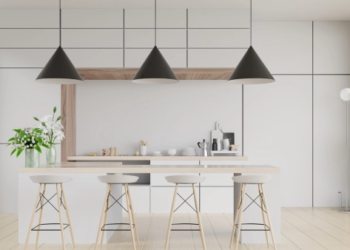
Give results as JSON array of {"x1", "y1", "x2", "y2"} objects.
[{"x1": 1, "y1": 0, "x2": 350, "y2": 21}]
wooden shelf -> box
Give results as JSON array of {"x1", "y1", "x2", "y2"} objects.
[
  {"x1": 68, "y1": 155, "x2": 248, "y2": 161},
  {"x1": 77, "y1": 68, "x2": 234, "y2": 80}
]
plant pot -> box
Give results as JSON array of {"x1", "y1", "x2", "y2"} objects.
[
  {"x1": 46, "y1": 145, "x2": 56, "y2": 164},
  {"x1": 25, "y1": 148, "x2": 40, "y2": 168}
]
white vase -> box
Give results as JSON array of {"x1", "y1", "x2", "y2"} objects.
[{"x1": 140, "y1": 146, "x2": 147, "y2": 156}]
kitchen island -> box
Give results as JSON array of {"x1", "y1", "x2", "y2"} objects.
[{"x1": 19, "y1": 163, "x2": 280, "y2": 245}]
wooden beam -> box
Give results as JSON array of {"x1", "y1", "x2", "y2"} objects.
[
  {"x1": 77, "y1": 68, "x2": 234, "y2": 80},
  {"x1": 61, "y1": 85, "x2": 76, "y2": 162}
]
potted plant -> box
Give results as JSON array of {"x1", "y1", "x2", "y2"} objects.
[
  {"x1": 34, "y1": 107, "x2": 64, "y2": 164},
  {"x1": 8, "y1": 127, "x2": 49, "y2": 168}
]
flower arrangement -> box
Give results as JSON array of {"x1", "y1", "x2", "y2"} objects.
[
  {"x1": 8, "y1": 127, "x2": 48, "y2": 157},
  {"x1": 34, "y1": 106, "x2": 64, "y2": 146}
]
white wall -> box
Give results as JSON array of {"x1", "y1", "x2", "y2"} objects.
[{"x1": 0, "y1": 8, "x2": 349, "y2": 212}]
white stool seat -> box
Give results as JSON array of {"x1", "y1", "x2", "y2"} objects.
[
  {"x1": 98, "y1": 175, "x2": 139, "y2": 184},
  {"x1": 232, "y1": 175, "x2": 272, "y2": 184},
  {"x1": 30, "y1": 175, "x2": 72, "y2": 184},
  {"x1": 165, "y1": 175, "x2": 205, "y2": 184}
]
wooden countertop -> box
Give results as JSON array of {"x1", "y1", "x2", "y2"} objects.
[
  {"x1": 67, "y1": 156, "x2": 248, "y2": 161},
  {"x1": 18, "y1": 162, "x2": 279, "y2": 174}
]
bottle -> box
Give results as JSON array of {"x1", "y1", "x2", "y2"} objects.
[
  {"x1": 203, "y1": 139, "x2": 207, "y2": 157},
  {"x1": 212, "y1": 138, "x2": 218, "y2": 151}
]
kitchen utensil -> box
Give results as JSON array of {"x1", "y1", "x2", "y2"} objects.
[
  {"x1": 140, "y1": 146, "x2": 147, "y2": 156},
  {"x1": 230, "y1": 145, "x2": 240, "y2": 151},
  {"x1": 197, "y1": 139, "x2": 208, "y2": 156},
  {"x1": 212, "y1": 138, "x2": 218, "y2": 151},
  {"x1": 223, "y1": 139, "x2": 230, "y2": 150},
  {"x1": 168, "y1": 149, "x2": 176, "y2": 156}
]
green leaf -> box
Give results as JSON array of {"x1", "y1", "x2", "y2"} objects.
[
  {"x1": 13, "y1": 129, "x2": 22, "y2": 134},
  {"x1": 33, "y1": 117, "x2": 39, "y2": 121},
  {"x1": 19, "y1": 130, "x2": 25, "y2": 138},
  {"x1": 8, "y1": 137, "x2": 16, "y2": 142},
  {"x1": 34, "y1": 144, "x2": 42, "y2": 154},
  {"x1": 56, "y1": 115, "x2": 62, "y2": 122},
  {"x1": 41, "y1": 144, "x2": 50, "y2": 149},
  {"x1": 53, "y1": 107, "x2": 57, "y2": 113},
  {"x1": 41, "y1": 122, "x2": 46, "y2": 127},
  {"x1": 10, "y1": 148, "x2": 16, "y2": 156},
  {"x1": 36, "y1": 137, "x2": 43, "y2": 144},
  {"x1": 16, "y1": 148, "x2": 23, "y2": 158}
]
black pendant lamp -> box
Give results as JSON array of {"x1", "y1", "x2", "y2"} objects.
[
  {"x1": 36, "y1": 0, "x2": 83, "y2": 84},
  {"x1": 132, "y1": 0, "x2": 178, "y2": 84},
  {"x1": 228, "y1": 0, "x2": 274, "y2": 84}
]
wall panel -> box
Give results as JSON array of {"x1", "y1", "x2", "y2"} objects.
[
  {"x1": 157, "y1": 9, "x2": 186, "y2": 28},
  {"x1": 157, "y1": 29, "x2": 187, "y2": 48},
  {"x1": 125, "y1": 29, "x2": 154, "y2": 48},
  {"x1": 0, "y1": 30, "x2": 58, "y2": 48},
  {"x1": 62, "y1": 9, "x2": 123, "y2": 28},
  {"x1": 65, "y1": 49, "x2": 123, "y2": 68},
  {"x1": 125, "y1": 9, "x2": 154, "y2": 28},
  {"x1": 0, "y1": 49, "x2": 55, "y2": 67},
  {"x1": 188, "y1": 49, "x2": 246, "y2": 68},
  {"x1": 314, "y1": 22, "x2": 350, "y2": 74},
  {"x1": 254, "y1": 21, "x2": 313, "y2": 74},
  {"x1": 0, "y1": 9, "x2": 58, "y2": 28}
]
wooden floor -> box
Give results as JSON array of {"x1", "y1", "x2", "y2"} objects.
[{"x1": 1, "y1": 208, "x2": 350, "y2": 250}]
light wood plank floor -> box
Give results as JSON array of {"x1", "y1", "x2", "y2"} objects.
[{"x1": 1, "y1": 208, "x2": 350, "y2": 250}]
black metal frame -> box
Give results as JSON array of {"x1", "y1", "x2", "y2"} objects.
[{"x1": 31, "y1": 191, "x2": 70, "y2": 232}]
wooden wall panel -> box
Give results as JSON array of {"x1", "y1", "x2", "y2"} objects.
[{"x1": 61, "y1": 85, "x2": 76, "y2": 162}]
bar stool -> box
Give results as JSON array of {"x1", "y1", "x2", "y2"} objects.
[
  {"x1": 230, "y1": 175, "x2": 277, "y2": 250},
  {"x1": 24, "y1": 175, "x2": 74, "y2": 250},
  {"x1": 164, "y1": 175, "x2": 206, "y2": 250},
  {"x1": 95, "y1": 175, "x2": 140, "y2": 250}
]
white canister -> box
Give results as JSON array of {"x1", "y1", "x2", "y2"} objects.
[
  {"x1": 223, "y1": 139, "x2": 230, "y2": 150},
  {"x1": 140, "y1": 146, "x2": 147, "y2": 156}
]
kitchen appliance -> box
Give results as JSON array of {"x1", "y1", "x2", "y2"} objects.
[{"x1": 197, "y1": 139, "x2": 208, "y2": 156}]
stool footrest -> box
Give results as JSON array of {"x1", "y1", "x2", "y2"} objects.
[
  {"x1": 171, "y1": 223, "x2": 200, "y2": 232},
  {"x1": 31, "y1": 223, "x2": 70, "y2": 231},
  {"x1": 101, "y1": 223, "x2": 135, "y2": 232},
  {"x1": 235, "y1": 223, "x2": 270, "y2": 232}
]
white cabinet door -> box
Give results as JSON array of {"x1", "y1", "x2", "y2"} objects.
[
  {"x1": 122, "y1": 185, "x2": 150, "y2": 213},
  {"x1": 314, "y1": 76, "x2": 350, "y2": 206},
  {"x1": 244, "y1": 76, "x2": 312, "y2": 207},
  {"x1": 151, "y1": 187, "x2": 199, "y2": 213},
  {"x1": 200, "y1": 187, "x2": 233, "y2": 213}
]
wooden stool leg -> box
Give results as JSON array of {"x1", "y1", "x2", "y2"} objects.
[
  {"x1": 35, "y1": 184, "x2": 46, "y2": 249},
  {"x1": 192, "y1": 184, "x2": 206, "y2": 250},
  {"x1": 260, "y1": 184, "x2": 277, "y2": 250},
  {"x1": 95, "y1": 184, "x2": 110, "y2": 250},
  {"x1": 125, "y1": 184, "x2": 137, "y2": 250},
  {"x1": 235, "y1": 184, "x2": 246, "y2": 250},
  {"x1": 100, "y1": 184, "x2": 111, "y2": 248},
  {"x1": 60, "y1": 183, "x2": 75, "y2": 248},
  {"x1": 258, "y1": 184, "x2": 270, "y2": 248},
  {"x1": 165, "y1": 184, "x2": 178, "y2": 250},
  {"x1": 56, "y1": 184, "x2": 66, "y2": 250},
  {"x1": 230, "y1": 182, "x2": 243, "y2": 248},
  {"x1": 126, "y1": 184, "x2": 140, "y2": 249},
  {"x1": 24, "y1": 184, "x2": 42, "y2": 250}
]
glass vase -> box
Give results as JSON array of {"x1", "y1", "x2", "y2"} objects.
[
  {"x1": 25, "y1": 148, "x2": 40, "y2": 168},
  {"x1": 46, "y1": 145, "x2": 56, "y2": 164}
]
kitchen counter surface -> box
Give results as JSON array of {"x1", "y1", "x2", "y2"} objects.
[
  {"x1": 67, "y1": 155, "x2": 248, "y2": 161},
  {"x1": 18, "y1": 162, "x2": 279, "y2": 173}
]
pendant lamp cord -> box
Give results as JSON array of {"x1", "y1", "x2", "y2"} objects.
[
  {"x1": 59, "y1": 0, "x2": 61, "y2": 46},
  {"x1": 250, "y1": 0, "x2": 252, "y2": 46},
  {"x1": 155, "y1": 0, "x2": 157, "y2": 46}
]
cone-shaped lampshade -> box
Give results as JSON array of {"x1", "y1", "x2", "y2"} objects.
[
  {"x1": 36, "y1": 46, "x2": 83, "y2": 84},
  {"x1": 133, "y1": 46, "x2": 178, "y2": 84},
  {"x1": 228, "y1": 46, "x2": 274, "y2": 84}
]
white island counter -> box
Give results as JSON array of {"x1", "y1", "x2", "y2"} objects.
[{"x1": 19, "y1": 162, "x2": 280, "y2": 244}]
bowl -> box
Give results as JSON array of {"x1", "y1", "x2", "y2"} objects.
[
  {"x1": 153, "y1": 151, "x2": 161, "y2": 155},
  {"x1": 168, "y1": 149, "x2": 176, "y2": 156}
]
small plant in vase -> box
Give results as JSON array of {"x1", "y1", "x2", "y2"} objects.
[
  {"x1": 8, "y1": 128, "x2": 49, "y2": 168},
  {"x1": 34, "y1": 107, "x2": 64, "y2": 164}
]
